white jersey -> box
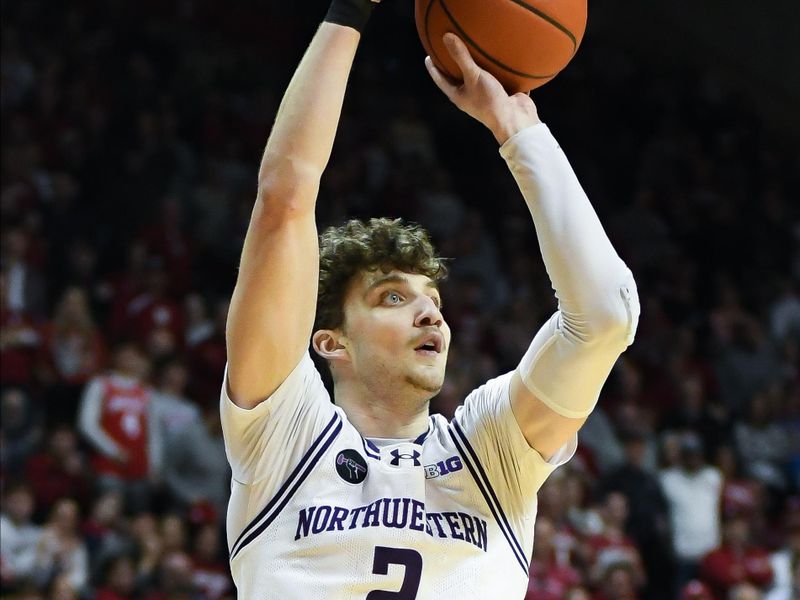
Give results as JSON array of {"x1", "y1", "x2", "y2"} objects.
[{"x1": 221, "y1": 352, "x2": 576, "y2": 599}]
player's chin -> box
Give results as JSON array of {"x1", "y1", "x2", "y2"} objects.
[{"x1": 408, "y1": 366, "x2": 446, "y2": 395}]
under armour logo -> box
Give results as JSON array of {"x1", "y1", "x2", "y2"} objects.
[{"x1": 389, "y1": 449, "x2": 421, "y2": 466}]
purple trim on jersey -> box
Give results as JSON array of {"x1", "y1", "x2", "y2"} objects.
[
  {"x1": 413, "y1": 417, "x2": 434, "y2": 445},
  {"x1": 230, "y1": 413, "x2": 343, "y2": 560},
  {"x1": 361, "y1": 436, "x2": 380, "y2": 459},
  {"x1": 448, "y1": 421, "x2": 530, "y2": 576}
]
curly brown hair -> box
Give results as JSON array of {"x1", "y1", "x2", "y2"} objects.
[{"x1": 315, "y1": 218, "x2": 448, "y2": 332}]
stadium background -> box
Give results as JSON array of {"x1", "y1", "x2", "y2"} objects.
[{"x1": 1, "y1": 0, "x2": 798, "y2": 598}]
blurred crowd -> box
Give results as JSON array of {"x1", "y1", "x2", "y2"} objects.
[{"x1": 1, "y1": 1, "x2": 798, "y2": 599}]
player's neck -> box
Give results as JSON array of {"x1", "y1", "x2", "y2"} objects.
[{"x1": 334, "y1": 380, "x2": 430, "y2": 439}]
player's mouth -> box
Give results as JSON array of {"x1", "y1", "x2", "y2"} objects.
[{"x1": 413, "y1": 332, "x2": 443, "y2": 356}]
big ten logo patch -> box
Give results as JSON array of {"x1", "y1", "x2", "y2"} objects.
[
  {"x1": 335, "y1": 449, "x2": 368, "y2": 484},
  {"x1": 424, "y1": 456, "x2": 463, "y2": 479}
]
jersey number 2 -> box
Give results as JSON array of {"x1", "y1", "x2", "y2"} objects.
[{"x1": 366, "y1": 546, "x2": 422, "y2": 599}]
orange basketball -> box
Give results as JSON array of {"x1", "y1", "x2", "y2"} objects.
[{"x1": 416, "y1": 0, "x2": 587, "y2": 93}]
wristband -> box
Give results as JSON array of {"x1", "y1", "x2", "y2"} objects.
[{"x1": 324, "y1": 0, "x2": 379, "y2": 33}]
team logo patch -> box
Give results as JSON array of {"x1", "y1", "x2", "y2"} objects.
[{"x1": 335, "y1": 449, "x2": 368, "y2": 484}]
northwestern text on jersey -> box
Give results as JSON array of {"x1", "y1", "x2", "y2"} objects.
[{"x1": 294, "y1": 497, "x2": 488, "y2": 552}]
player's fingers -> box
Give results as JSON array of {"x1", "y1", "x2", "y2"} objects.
[
  {"x1": 443, "y1": 33, "x2": 480, "y2": 81},
  {"x1": 425, "y1": 56, "x2": 460, "y2": 101}
]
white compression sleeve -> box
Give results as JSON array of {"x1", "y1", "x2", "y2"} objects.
[
  {"x1": 77, "y1": 377, "x2": 125, "y2": 459},
  {"x1": 500, "y1": 124, "x2": 640, "y2": 419}
]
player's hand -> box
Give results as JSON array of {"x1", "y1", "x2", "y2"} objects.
[{"x1": 425, "y1": 33, "x2": 540, "y2": 145}]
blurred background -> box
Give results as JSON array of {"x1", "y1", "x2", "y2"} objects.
[{"x1": 1, "y1": 1, "x2": 798, "y2": 599}]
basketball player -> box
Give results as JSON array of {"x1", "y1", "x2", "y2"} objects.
[{"x1": 221, "y1": 0, "x2": 639, "y2": 597}]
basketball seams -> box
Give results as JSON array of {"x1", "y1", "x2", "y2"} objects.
[
  {"x1": 424, "y1": 0, "x2": 452, "y2": 83},
  {"x1": 506, "y1": 0, "x2": 578, "y2": 52},
  {"x1": 434, "y1": 0, "x2": 559, "y2": 80}
]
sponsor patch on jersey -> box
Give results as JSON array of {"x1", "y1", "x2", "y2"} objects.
[
  {"x1": 335, "y1": 449, "x2": 368, "y2": 484},
  {"x1": 389, "y1": 448, "x2": 422, "y2": 466}
]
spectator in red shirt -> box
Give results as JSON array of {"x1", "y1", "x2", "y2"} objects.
[
  {"x1": 700, "y1": 513, "x2": 774, "y2": 599},
  {"x1": 24, "y1": 425, "x2": 89, "y2": 519},
  {"x1": 76, "y1": 341, "x2": 159, "y2": 512}
]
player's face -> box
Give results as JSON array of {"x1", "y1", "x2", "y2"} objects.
[{"x1": 340, "y1": 269, "x2": 450, "y2": 398}]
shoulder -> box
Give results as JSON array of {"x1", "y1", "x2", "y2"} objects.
[{"x1": 454, "y1": 372, "x2": 515, "y2": 418}]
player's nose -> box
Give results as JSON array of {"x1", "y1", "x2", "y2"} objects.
[{"x1": 414, "y1": 296, "x2": 443, "y2": 328}]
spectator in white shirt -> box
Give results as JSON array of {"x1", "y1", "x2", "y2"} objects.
[
  {"x1": 660, "y1": 431, "x2": 723, "y2": 590},
  {"x1": 0, "y1": 483, "x2": 41, "y2": 589},
  {"x1": 33, "y1": 498, "x2": 89, "y2": 593},
  {"x1": 764, "y1": 502, "x2": 800, "y2": 600}
]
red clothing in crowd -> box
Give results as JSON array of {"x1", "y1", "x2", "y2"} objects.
[
  {"x1": 94, "y1": 589, "x2": 132, "y2": 600},
  {"x1": 192, "y1": 558, "x2": 233, "y2": 600},
  {"x1": 586, "y1": 532, "x2": 641, "y2": 574},
  {"x1": 526, "y1": 557, "x2": 582, "y2": 600},
  {"x1": 0, "y1": 308, "x2": 40, "y2": 385},
  {"x1": 700, "y1": 545, "x2": 774, "y2": 600},
  {"x1": 721, "y1": 480, "x2": 760, "y2": 519},
  {"x1": 188, "y1": 331, "x2": 226, "y2": 407},
  {"x1": 125, "y1": 292, "x2": 184, "y2": 347},
  {"x1": 25, "y1": 452, "x2": 89, "y2": 515},
  {"x1": 91, "y1": 376, "x2": 151, "y2": 480}
]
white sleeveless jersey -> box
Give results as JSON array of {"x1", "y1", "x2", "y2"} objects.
[{"x1": 221, "y1": 353, "x2": 576, "y2": 599}]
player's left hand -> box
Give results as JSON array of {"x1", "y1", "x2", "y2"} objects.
[{"x1": 425, "y1": 33, "x2": 541, "y2": 145}]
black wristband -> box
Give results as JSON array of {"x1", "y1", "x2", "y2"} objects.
[{"x1": 324, "y1": 0, "x2": 377, "y2": 33}]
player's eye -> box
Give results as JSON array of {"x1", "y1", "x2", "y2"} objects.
[{"x1": 383, "y1": 291, "x2": 403, "y2": 305}]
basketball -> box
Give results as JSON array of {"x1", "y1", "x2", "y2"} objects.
[{"x1": 415, "y1": 0, "x2": 587, "y2": 93}]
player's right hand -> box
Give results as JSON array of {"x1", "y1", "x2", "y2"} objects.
[{"x1": 425, "y1": 33, "x2": 540, "y2": 144}]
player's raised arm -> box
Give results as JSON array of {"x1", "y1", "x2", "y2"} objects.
[
  {"x1": 426, "y1": 34, "x2": 640, "y2": 460},
  {"x1": 226, "y1": 2, "x2": 378, "y2": 409}
]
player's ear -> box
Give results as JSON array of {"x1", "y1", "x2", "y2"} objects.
[{"x1": 312, "y1": 329, "x2": 351, "y2": 363}]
